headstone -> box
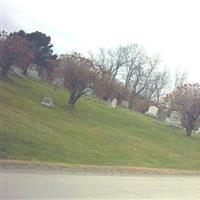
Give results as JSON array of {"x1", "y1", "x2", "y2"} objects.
[
  {"x1": 165, "y1": 111, "x2": 182, "y2": 128},
  {"x1": 39, "y1": 70, "x2": 48, "y2": 80},
  {"x1": 52, "y1": 77, "x2": 65, "y2": 87},
  {"x1": 111, "y1": 98, "x2": 118, "y2": 108},
  {"x1": 193, "y1": 126, "x2": 200, "y2": 134},
  {"x1": 158, "y1": 109, "x2": 169, "y2": 121},
  {"x1": 27, "y1": 64, "x2": 40, "y2": 80},
  {"x1": 145, "y1": 106, "x2": 159, "y2": 118},
  {"x1": 121, "y1": 100, "x2": 129, "y2": 108},
  {"x1": 107, "y1": 99, "x2": 111, "y2": 103},
  {"x1": 84, "y1": 88, "x2": 94, "y2": 96},
  {"x1": 41, "y1": 97, "x2": 54, "y2": 107},
  {"x1": 8, "y1": 65, "x2": 24, "y2": 77},
  {"x1": 195, "y1": 127, "x2": 200, "y2": 134}
]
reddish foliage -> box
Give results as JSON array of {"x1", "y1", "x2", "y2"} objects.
[
  {"x1": 0, "y1": 34, "x2": 34, "y2": 78},
  {"x1": 133, "y1": 98, "x2": 155, "y2": 113},
  {"x1": 96, "y1": 78, "x2": 129, "y2": 101},
  {"x1": 51, "y1": 53, "x2": 98, "y2": 106},
  {"x1": 92, "y1": 64, "x2": 129, "y2": 101},
  {"x1": 166, "y1": 84, "x2": 200, "y2": 136}
]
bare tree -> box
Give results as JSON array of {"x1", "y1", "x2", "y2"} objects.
[
  {"x1": 89, "y1": 48, "x2": 109, "y2": 70},
  {"x1": 174, "y1": 68, "x2": 187, "y2": 89},
  {"x1": 107, "y1": 46, "x2": 128, "y2": 79},
  {"x1": 90, "y1": 45, "x2": 169, "y2": 107},
  {"x1": 128, "y1": 56, "x2": 160, "y2": 107},
  {"x1": 122, "y1": 44, "x2": 146, "y2": 87},
  {"x1": 142, "y1": 68, "x2": 169, "y2": 105},
  {"x1": 89, "y1": 46, "x2": 128, "y2": 80},
  {"x1": 154, "y1": 69, "x2": 170, "y2": 105}
]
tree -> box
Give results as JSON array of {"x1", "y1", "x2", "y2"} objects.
[
  {"x1": 10, "y1": 30, "x2": 57, "y2": 73},
  {"x1": 96, "y1": 77, "x2": 129, "y2": 101},
  {"x1": 89, "y1": 58, "x2": 130, "y2": 101},
  {"x1": 89, "y1": 45, "x2": 128, "y2": 80},
  {"x1": 153, "y1": 69, "x2": 169, "y2": 105},
  {"x1": 174, "y1": 68, "x2": 187, "y2": 89},
  {"x1": 166, "y1": 84, "x2": 200, "y2": 136},
  {"x1": 142, "y1": 68, "x2": 169, "y2": 105},
  {"x1": 93, "y1": 65, "x2": 113, "y2": 100},
  {"x1": 122, "y1": 44, "x2": 146, "y2": 87},
  {"x1": 127, "y1": 56, "x2": 160, "y2": 108},
  {"x1": 0, "y1": 32, "x2": 34, "y2": 79},
  {"x1": 51, "y1": 53, "x2": 98, "y2": 107},
  {"x1": 90, "y1": 45, "x2": 169, "y2": 108}
]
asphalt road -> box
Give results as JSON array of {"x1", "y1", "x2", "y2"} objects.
[{"x1": 1, "y1": 168, "x2": 200, "y2": 199}]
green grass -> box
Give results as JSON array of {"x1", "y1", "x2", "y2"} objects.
[{"x1": 1, "y1": 77, "x2": 200, "y2": 170}]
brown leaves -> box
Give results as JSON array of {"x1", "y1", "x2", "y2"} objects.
[
  {"x1": 0, "y1": 34, "x2": 34, "y2": 76},
  {"x1": 166, "y1": 84, "x2": 200, "y2": 136},
  {"x1": 50, "y1": 53, "x2": 98, "y2": 106}
]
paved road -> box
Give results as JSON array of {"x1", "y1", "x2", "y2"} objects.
[{"x1": 1, "y1": 168, "x2": 200, "y2": 199}]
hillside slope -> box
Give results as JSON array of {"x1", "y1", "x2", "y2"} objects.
[{"x1": 1, "y1": 77, "x2": 200, "y2": 170}]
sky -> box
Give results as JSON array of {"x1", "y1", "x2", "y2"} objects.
[{"x1": 1, "y1": 0, "x2": 200, "y2": 83}]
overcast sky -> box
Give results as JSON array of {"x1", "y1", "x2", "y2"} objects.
[{"x1": 1, "y1": 0, "x2": 200, "y2": 83}]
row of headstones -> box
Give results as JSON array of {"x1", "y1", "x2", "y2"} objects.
[
  {"x1": 9, "y1": 65, "x2": 56, "y2": 108},
  {"x1": 42, "y1": 94, "x2": 200, "y2": 133},
  {"x1": 145, "y1": 106, "x2": 182, "y2": 127},
  {"x1": 109, "y1": 98, "x2": 129, "y2": 109},
  {"x1": 145, "y1": 106, "x2": 200, "y2": 133},
  {"x1": 110, "y1": 99, "x2": 183, "y2": 130},
  {"x1": 40, "y1": 90, "x2": 200, "y2": 133},
  {"x1": 9, "y1": 64, "x2": 41, "y2": 80},
  {"x1": 109, "y1": 98, "x2": 200, "y2": 133},
  {"x1": 11, "y1": 63, "x2": 199, "y2": 133},
  {"x1": 8, "y1": 65, "x2": 55, "y2": 107},
  {"x1": 41, "y1": 96, "x2": 129, "y2": 109}
]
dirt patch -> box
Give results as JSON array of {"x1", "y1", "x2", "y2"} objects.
[{"x1": 1, "y1": 159, "x2": 200, "y2": 175}]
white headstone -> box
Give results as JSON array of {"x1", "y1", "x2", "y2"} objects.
[
  {"x1": 145, "y1": 106, "x2": 159, "y2": 118},
  {"x1": 195, "y1": 127, "x2": 200, "y2": 133},
  {"x1": 41, "y1": 97, "x2": 54, "y2": 107},
  {"x1": 52, "y1": 77, "x2": 65, "y2": 87},
  {"x1": 84, "y1": 88, "x2": 94, "y2": 96},
  {"x1": 193, "y1": 127, "x2": 200, "y2": 134},
  {"x1": 111, "y1": 98, "x2": 118, "y2": 108},
  {"x1": 27, "y1": 64, "x2": 40, "y2": 80},
  {"x1": 121, "y1": 100, "x2": 129, "y2": 108},
  {"x1": 8, "y1": 65, "x2": 24, "y2": 77},
  {"x1": 158, "y1": 109, "x2": 169, "y2": 121},
  {"x1": 165, "y1": 111, "x2": 182, "y2": 128}
]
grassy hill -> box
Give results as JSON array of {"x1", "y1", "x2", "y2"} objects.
[{"x1": 1, "y1": 77, "x2": 200, "y2": 170}]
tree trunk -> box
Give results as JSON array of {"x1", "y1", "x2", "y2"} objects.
[
  {"x1": 68, "y1": 94, "x2": 76, "y2": 106},
  {"x1": 186, "y1": 127, "x2": 192, "y2": 137},
  {"x1": 129, "y1": 100, "x2": 133, "y2": 109},
  {"x1": 129, "y1": 95, "x2": 136, "y2": 109},
  {"x1": 68, "y1": 93, "x2": 81, "y2": 108},
  {"x1": 23, "y1": 66, "x2": 28, "y2": 75}
]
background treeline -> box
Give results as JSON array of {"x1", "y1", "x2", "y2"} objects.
[
  {"x1": 1, "y1": 30, "x2": 200, "y2": 136},
  {"x1": 0, "y1": 30, "x2": 171, "y2": 111}
]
